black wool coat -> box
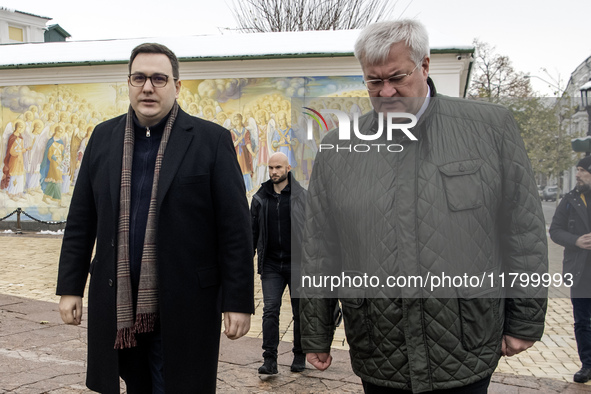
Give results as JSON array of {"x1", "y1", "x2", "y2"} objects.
[{"x1": 56, "y1": 108, "x2": 254, "y2": 393}]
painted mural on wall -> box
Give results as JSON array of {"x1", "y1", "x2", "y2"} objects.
[{"x1": 0, "y1": 76, "x2": 368, "y2": 222}]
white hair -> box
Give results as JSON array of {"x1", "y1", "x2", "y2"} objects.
[{"x1": 354, "y1": 19, "x2": 430, "y2": 67}]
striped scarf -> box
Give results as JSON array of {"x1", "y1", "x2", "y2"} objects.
[{"x1": 114, "y1": 102, "x2": 179, "y2": 349}]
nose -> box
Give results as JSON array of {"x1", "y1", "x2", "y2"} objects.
[
  {"x1": 142, "y1": 77, "x2": 155, "y2": 91},
  {"x1": 378, "y1": 82, "x2": 398, "y2": 97}
]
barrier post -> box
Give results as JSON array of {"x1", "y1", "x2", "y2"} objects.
[{"x1": 16, "y1": 207, "x2": 22, "y2": 235}]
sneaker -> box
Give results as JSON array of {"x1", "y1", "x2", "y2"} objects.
[
  {"x1": 574, "y1": 367, "x2": 591, "y2": 383},
  {"x1": 290, "y1": 353, "x2": 306, "y2": 372},
  {"x1": 258, "y1": 357, "x2": 278, "y2": 375}
]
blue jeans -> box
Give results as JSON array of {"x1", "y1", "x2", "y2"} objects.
[
  {"x1": 119, "y1": 329, "x2": 165, "y2": 394},
  {"x1": 572, "y1": 298, "x2": 591, "y2": 368},
  {"x1": 261, "y1": 260, "x2": 302, "y2": 359}
]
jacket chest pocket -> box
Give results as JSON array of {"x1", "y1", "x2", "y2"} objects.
[{"x1": 438, "y1": 159, "x2": 483, "y2": 211}]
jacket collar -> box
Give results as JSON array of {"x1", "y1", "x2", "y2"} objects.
[
  {"x1": 108, "y1": 105, "x2": 194, "y2": 215},
  {"x1": 259, "y1": 171, "x2": 304, "y2": 197}
]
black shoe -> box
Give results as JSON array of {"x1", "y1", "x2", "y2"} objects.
[
  {"x1": 574, "y1": 367, "x2": 591, "y2": 383},
  {"x1": 290, "y1": 353, "x2": 306, "y2": 372},
  {"x1": 258, "y1": 357, "x2": 278, "y2": 375}
]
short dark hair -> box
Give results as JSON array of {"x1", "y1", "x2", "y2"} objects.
[{"x1": 129, "y1": 43, "x2": 180, "y2": 80}]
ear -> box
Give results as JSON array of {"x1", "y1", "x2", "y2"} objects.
[
  {"x1": 175, "y1": 80, "x2": 182, "y2": 98},
  {"x1": 421, "y1": 56, "x2": 430, "y2": 76}
]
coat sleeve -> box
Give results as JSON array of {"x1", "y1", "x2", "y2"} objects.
[
  {"x1": 549, "y1": 197, "x2": 580, "y2": 248},
  {"x1": 299, "y1": 147, "x2": 340, "y2": 353},
  {"x1": 250, "y1": 197, "x2": 260, "y2": 256},
  {"x1": 56, "y1": 128, "x2": 98, "y2": 297},
  {"x1": 211, "y1": 129, "x2": 255, "y2": 314},
  {"x1": 497, "y1": 109, "x2": 548, "y2": 341}
]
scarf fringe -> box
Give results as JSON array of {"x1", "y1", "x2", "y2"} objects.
[
  {"x1": 134, "y1": 312, "x2": 157, "y2": 334},
  {"x1": 114, "y1": 327, "x2": 137, "y2": 349},
  {"x1": 113, "y1": 313, "x2": 158, "y2": 349}
]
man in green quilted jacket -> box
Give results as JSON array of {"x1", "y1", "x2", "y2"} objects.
[{"x1": 298, "y1": 19, "x2": 548, "y2": 393}]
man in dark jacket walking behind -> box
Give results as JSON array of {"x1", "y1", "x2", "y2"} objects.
[
  {"x1": 550, "y1": 156, "x2": 591, "y2": 383},
  {"x1": 251, "y1": 152, "x2": 307, "y2": 374}
]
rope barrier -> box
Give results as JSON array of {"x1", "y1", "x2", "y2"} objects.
[
  {"x1": 0, "y1": 208, "x2": 66, "y2": 225},
  {"x1": 0, "y1": 209, "x2": 18, "y2": 221}
]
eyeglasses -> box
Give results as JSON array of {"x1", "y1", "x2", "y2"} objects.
[
  {"x1": 128, "y1": 73, "x2": 176, "y2": 88},
  {"x1": 363, "y1": 63, "x2": 420, "y2": 92}
]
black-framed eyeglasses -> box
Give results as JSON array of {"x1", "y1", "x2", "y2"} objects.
[
  {"x1": 128, "y1": 73, "x2": 176, "y2": 88},
  {"x1": 363, "y1": 63, "x2": 420, "y2": 92}
]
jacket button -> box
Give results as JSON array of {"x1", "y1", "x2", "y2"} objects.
[
  {"x1": 459, "y1": 164, "x2": 465, "y2": 172},
  {"x1": 108, "y1": 279, "x2": 113, "y2": 287},
  {"x1": 111, "y1": 239, "x2": 115, "y2": 247}
]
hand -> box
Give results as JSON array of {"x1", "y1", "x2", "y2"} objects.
[
  {"x1": 576, "y1": 234, "x2": 591, "y2": 250},
  {"x1": 501, "y1": 335, "x2": 535, "y2": 357},
  {"x1": 59, "y1": 295, "x2": 83, "y2": 325},
  {"x1": 223, "y1": 312, "x2": 251, "y2": 340},
  {"x1": 307, "y1": 352, "x2": 332, "y2": 371}
]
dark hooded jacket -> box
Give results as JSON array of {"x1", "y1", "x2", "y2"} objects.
[{"x1": 251, "y1": 171, "x2": 307, "y2": 274}]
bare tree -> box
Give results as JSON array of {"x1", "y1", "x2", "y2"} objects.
[
  {"x1": 229, "y1": 0, "x2": 398, "y2": 33},
  {"x1": 468, "y1": 40, "x2": 533, "y2": 100}
]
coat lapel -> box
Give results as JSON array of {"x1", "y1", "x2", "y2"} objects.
[
  {"x1": 156, "y1": 110, "x2": 194, "y2": 211},
  {"x1": 109, "y1": 116, "x2": 126, "y2": 217}
]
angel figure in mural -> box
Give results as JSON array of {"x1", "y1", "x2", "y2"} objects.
[
  {"x1": 60, "y1": 124, "x2": 73, "y2": 195},
  {"x1": 25, "y1": 119, "x2": 49, "y2": 194},
  {"x1": 254, "y1": 109, "x2": 273, "y2": 187},
  {"x1": 40, "y1": 124, "x2": 65, "y2": 205},
  {"x1": 292, "y1": 110, "x2": 316, "y2": 181},
  {"x1": 201, "y1": 105, "x2": 217, "y2": 122},
  {"x1": 230, "y1": 113, "x2": 255, "y2": 193},
  {"x1": 1, "y1": 120, "x2": 31, "y2": 200},
  {"x1": 28, "y1": 105, "x2": 40, "y2": 119},
  {"x1": 72, "y1": 125, "x2": 92, "y2": 184},
  {"x1": 215, "y1": 112, "x2": 231, "y2": 129},
  {"x1": 69, "y1": 119, "x2": 87, "y2": 180},
  {"x1": 23, "y1": 111, "x2": 35, "y2": 132},
  {"x1": 271, "y1": 111, "x2": 298, "y2": 168}
]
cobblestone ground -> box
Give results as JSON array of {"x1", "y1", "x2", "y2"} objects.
[{"x1": 0, "y1": 233, "x2": 589, "y2": 386}]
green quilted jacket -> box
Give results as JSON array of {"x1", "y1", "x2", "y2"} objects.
[{"x1": 299, "y1": 91, "x2": 548, "y2": 393}]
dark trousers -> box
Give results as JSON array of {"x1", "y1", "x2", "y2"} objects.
[
  {"x1": 572, "y1": 297, "x2": 591, "y2": 368},
  {"x1": 119, "y1": 330, "x2": 165, "y2": 394},
  {"x1": 261, "y1": 260, "x2": 302, "y2": 359},
  {"x1": 362, "y1": 375, "x2": 491, "y2": 393}
]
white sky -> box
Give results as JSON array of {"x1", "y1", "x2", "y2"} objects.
[{"x1": 4, "y1": 0, "x2": 591, "y2": 96}]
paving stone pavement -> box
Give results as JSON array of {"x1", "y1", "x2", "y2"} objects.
[{"x1": 1, "y1": 232, "x2": 591, "y2": 393}]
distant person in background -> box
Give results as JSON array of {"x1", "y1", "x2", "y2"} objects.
[{"x1": 550, "y1": 156, "x2": 591, "y2": 383}]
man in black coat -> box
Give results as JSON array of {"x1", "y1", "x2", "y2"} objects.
[
  {"x1": 56, "y1": 43, "x2": 254, "y2": 393},
  {"x1": 251, "y1": 152, "x2": 307, "y2": 374},
  {"x1": 550, "y1": 156, "x2": 591, "y2": 384}
]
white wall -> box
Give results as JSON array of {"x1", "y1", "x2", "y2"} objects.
[{"x1": 0, "y1": 9, "x2": 48, "y2": 44}]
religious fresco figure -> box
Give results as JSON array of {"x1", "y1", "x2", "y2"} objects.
[
  {"x1": 271, "y1": 111, "x2": 298, "y2": 168},
  {"x1": 1, "y1": 120, "x2": 29, "y2": 200},
  {"x1": 40, "y1": 124, "x2": 65, "y2": 205},
  {"x1": 25, "y1": 119, "x2": 48, "y2": 194},
  {"x1": 254, "y1": 109, "x2": 272, "y2": 186},
  {"x1": 230, "y1": 113, "x2": 255, "y2": 192}
]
